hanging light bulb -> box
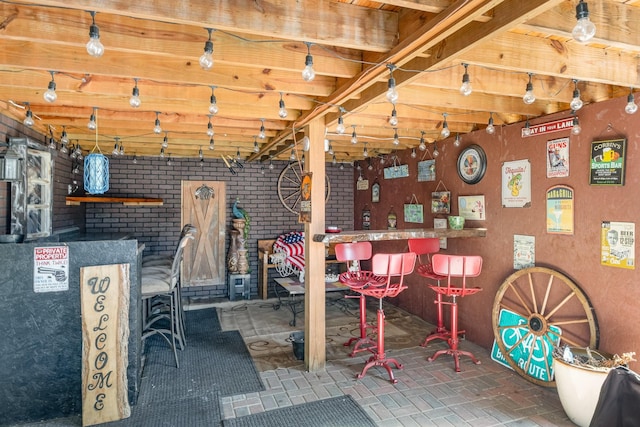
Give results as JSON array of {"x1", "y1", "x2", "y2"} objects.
[
  {"x1": 199, "y1": 147, "x2": 203, "y2": 159},
  {"x1": 278, "y1": 93, "x2": 288, "y2": 118},
  {"x1": 572, "y1": 114, "x2": 582, "y2": 135},
  {"x1": 367, "y1": 158, "x2": 373, "y2": 171},
  {"x1": 410, "y1": 148, "x2": 417, "y2": 158},
  {"x1": 418, "y1": 131, "x2": 426, "y2": 151},
  {"x1": 290, "y1": 147, "x2": 296, "y2": 161},
  {"x1": 380, "y1": 156, "x2": 385, "y2": 165},
  {"x1": 260, "y1": 165, "x2": 265, "y2": 175},
  {"x1": 572, "y1": 0, "x2": 596, "y2": 43},
  {"x1": 43, "y1": 71, "x2": 57, "y2": 103},
  {"x1": 570, "y1": 80, "x2": 583, "y2": 111},
  {"x1": 48, "y1": 135, "x2": 57, "y2": 150},
  {"x1": 389, "y1": 106, "x2": 398, "y2": 127},
  {"x1": 209, "y1": 86, "x2": 219, "y2": 115},
  {"x1": 269, "y1": 159, "x2": 274, "y2": 170},
  {"x1": 625, "y1": 88, "x2": 638, "y2": 114},
  {"x1": 160, "y1": 147, "x2": 165, "y2": 158},
  {"x1": 328, "y1": 142, "x2": 334, "y2": 155},
  {"x1": 162, "y1": 132, "x2": 169, "y2": 148},
  {"x1": 133, "y1": 155, "x2": 138, "y2": 164},
  {"x1": 385, "y1": 64, "x2": 398, "y2": 104},
  {"x1": 119, "y1": 143, "x2": 124, "y2": 156},
  {"x1": 440, "y1": 113, "x2": 450, "y2": 139},
  {"x1": 23, "y1": 103, "x2": 34, "y2": 127},
  {"x1": 486, "y1": 112, "x2": 496, "y2": 135},
  {"x1": 236, "y1": 147, "x2": 241, "y2": 160},
  {"x1": 153, "y1": 112, "x2": 162, "y2": 134},
  {"x1": 350, "y1": 126, "x2": 358, "y2": 144},
  {"x1": 60, "y1": 126, "x2": 69, "y2": 144},
  {"x1": 86, "y1": 11, "x2": 104, "y2": 58},
  {"x1": 258, "y1": 119, "x2": 266, "y2": 139},
  {"x1": 339, "y1": 163, "x2": 345, "y2": 170},
  {"x1": 129, "y1": 78, "x2": 141, "y2": 108},
  {"x1": 336, "y1": 113, "x2": 345, "y2": 134},
  {"x1": 200, "y1": 158, "x2": 205, "y2": 167},
  {"x1": 460, "y1": 63, "x2": 472, "y2": 96},
  {"x1": 301, "y1": 42, "x2": 315, "y2": 82},
  {"x1": 60, "y1": 142, "x2": 69, "y2": 155},
  {"x1": 432, "y1": 142, "x2": 440, "y2": 157},
  {"x1": 332, "y1": 154, "x2": 337, "y2": 165},
  {"x1": 523, "y1": 73, "x2": 535, "y2": 104},
  {"x1": 112, "y1": 138, "x2": 120, "y2": 156},
  {"x1": 199, "y1": 28, "x2": 214, "y2": 70},
  {"x1": 207, "y1": 116, "x2": 214, "y2": 137},
  {"x1": 74, "y1": 144, "x2": 82, "y2": 158},
  {"x1": 393, "y1": 129, "x2": 399, "y2": 145},
  {"x1": 167, "y1": 156, "x2": 173, "y2": 166},
  {"x1": 253, "y1": 137, "x2": 259, "y2": 153},
  {"x1": 208, "y1": 137, "x2": 215, "y2": 150},
  {"x1": 87, "y1": 107, "x2": 97, "y2": 130},
  {"x1": 363, "y1": 143, "x2": 368, "y2": 158},
  {"x1": 523, "y1": 118, "x2": 532, "y2": 136},
  {"x1": 454, "y1": 133, "x2": 461, "y2": 147}
]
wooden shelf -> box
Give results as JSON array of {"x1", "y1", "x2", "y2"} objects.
[
  {"x1": 66, "y1": 196, "x2": 163, "y2": 206},
  {"x1": 313, "y1": 228, "x2": 487, "y2": 244}
]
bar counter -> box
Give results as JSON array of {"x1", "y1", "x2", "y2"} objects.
[{"x1": 313, "y1": 227, "x2": 487, "y2": 244}]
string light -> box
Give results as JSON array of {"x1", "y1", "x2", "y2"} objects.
[
  {"x1": 460, "y1": 63, "x2": 472, "y2": 96},
  {"x1": 410, "y1": 148, "x2": 417, "y2": 158},
  {"x1": 160, "y1": 147, "x2": 165, "y2": 158},
  {"x1": 199, "y1": 28, "x2": 214, "y2": 70},
  {"x1": 162, "y1": 132, "x2": 169, "y2": 148},
  {"x1": 129, "y1": 78, "x2": 141, "y2": 108},
  {"x1": 199, "y1": 147, "x2": 203, "y2": 159},
  {"x1": 570, "y1": 79, "x2": 583, "y2": 111},
  {"x1": 87, "y1": 107, "x2": 97, "y2": 130},
  {"x1": 290, "y1": 147, "x2": 296, "y2": 161},
  {"x1": 253, "y1": 137, "x2": 259, "y2": 153},
  {"x1": 523, "y1": 117, "x2": 532, "y2": 136},
  {"x1": 258, "y1": 118, "x2": 266, "y2": 139},
  {"x1": 112, "y1": 138, "x2": 120, "y2": 156},
  {"x1": 332, "y1": 154, "x2": 337, "y2": 165},
  {"x1": 302, "y1": 42, "x2": 315, "y2": 82},
  {"x1": 153, "y1": 112, "x2": 162, "y2": 134},
  {"x1": 572, "y1": 113, "x2": 582, "y2": 135},
  {"x1": 43, "y1": 71, "x2": 57, "y2": 103},
  {"x1": 350, "y1": 125, "x2": 358, "y2": 144},
  {"x1": 523, "y1": 73, "x2": 535, "y2": 104},
  {"x1": 432, "y1": 142, "x2": 439, "y2": 157},
  {"x1": 363, "y1": 142, "x2": 368, "y2": 157},
  {"x1": 278, "y1": 92, "x2": 288, "y2": 118},
  {"x1": 454, "y1": 133, "x2": 461, "y2": 147},
  {"x1": 86, "y1": 11, "x2": 104, "y2": 58},
  {"x1": 236, "y1": 147, "x2": 241, "y2": 160},
  {"x1": 389, "y1": 106, "x2": 398, "y2": 126},
  {"x1": 393, "y1": 128, "x2": 399, "y2": 145},
  {"x1": 269, "y1": 159, "x2": 274, "y2": 170},
  {"x1": 209, "y1": 137, "x2": 215, "y2": 150},
  {"x1": 209, "y1": 86, "x2": 219, "y2": 115},
  {"x1": 625, "y1": 88, "x2": 638, "y2": 114},
  {"x1": 60, "y1": 126, "x2": 69, "y2": 144},
  {"x1": 167, "y1": 156, "x2": 173, "y2": 166},
  {"x1": 572, "y1": 0, "x2": 596, "y2": 43},
  {"x1": 133, "y1": 155, "x2": 138, "y2": 164},
  {"x1": 418, "y1": 131, "x2": 426, "y2": 151},
  {"x1": 207, "y1": 115, "x2": 214, "y2": 137},
  {"x1": 440, "y1": 113, "x2": 450, "y2": 139},
  {"x1": 23, "y1": 103, "x2": 34, "y2": 127},
  {"x1": 60, "y1": 140, "x2": 68, "y2": 155},
  {"x1": 385, "y1": 64, "x2": 398, "y2": 104},
  {"x1": 486, "y1": 112, "x2": 495, "y2": 135},
  {"x1": 336, "y1": 109, "x2": 346, "y2": 134},
  {"x1": 119, "y1": 142, "x2": 124, "y2": 155},
  {"x1": 367, "y1": 158, "x2": 373, "y2": 170},
  {"x1": 328, "y1": 142, "x2": 334, "y2": 155}
]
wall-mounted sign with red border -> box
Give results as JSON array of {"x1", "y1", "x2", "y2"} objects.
[{"x1": 521, "y1": 117, "x2": 573, "y2": 138}]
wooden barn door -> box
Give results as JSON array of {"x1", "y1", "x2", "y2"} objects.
[{"x1": 181, "y1": 181, "x2": 226, "y2": 287}]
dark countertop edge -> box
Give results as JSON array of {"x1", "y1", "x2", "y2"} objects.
[{"x1": 313, "y1": 228, "x2": 487, "y2": 243}]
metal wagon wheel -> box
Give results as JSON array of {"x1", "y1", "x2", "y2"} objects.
[
  {"x1": 277, "y1": 162, "x2": 330, "y2": 214},
  {"x1": 492, "y1": 266, "x2": 599, "y2": 387}
]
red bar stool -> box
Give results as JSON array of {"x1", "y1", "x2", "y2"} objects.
[
  {"x1": 356, "y1": 251, "x2": 416, "y2": 384},
  {"x1": 335, "y1": 242, "x2": 385, "y2": 356},
  {"x1": 407, "y1": 238, "x2": 450, "y2": 347},
  {"x1": 427, "y1": 254, "x2": 483, "y2": 372}
]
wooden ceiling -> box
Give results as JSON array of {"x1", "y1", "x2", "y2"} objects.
[{"x1": 0, "y1": 0, "x2": 639, "y2": 164}]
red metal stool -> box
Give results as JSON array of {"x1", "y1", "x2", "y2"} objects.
[
  {"x1": 356, "y1": 251, "x2": 416, "y2": 384},
  {"x1": 427, "y1": 254, "x2": 483, "y2": 372},
  {"x1": 335, "y1": 242, "x2": 385, "y2": 356},
  {"x1": 407, "y1": 238, "x2": 451, "y2": 346}
]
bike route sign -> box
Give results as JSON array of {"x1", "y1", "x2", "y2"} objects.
[{"x1": 491, "y1": 308, "x2": 562, "y2": 382}]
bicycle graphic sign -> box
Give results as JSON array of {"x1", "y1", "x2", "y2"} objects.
[{"x1": 491, "y1": 308, "x2": 562, "y2": 382}]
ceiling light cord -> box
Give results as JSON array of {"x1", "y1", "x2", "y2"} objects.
[
  {"x1": 460, "y1": 63, "x2": 472, "y2": 96},
  {"x1": 86, "y1": 11, "x2": 104, "y2": 58},
  {"x1": 572, "y1": 0, "x2": 596, "y2": 43},
  {"x1": 302, "y1": 42, "x2": 315, "y2": 82},
  {"x1": 199, "y1": 28, "x2": 214, "y2": 70}
]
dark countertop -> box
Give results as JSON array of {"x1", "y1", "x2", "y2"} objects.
[{"x1": 313, "y1": 227, "x2": 487, "y2": 243}]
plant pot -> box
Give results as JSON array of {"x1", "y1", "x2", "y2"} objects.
[{"x1": 552, "y1": 348, "x2": 613, "y2": 427}]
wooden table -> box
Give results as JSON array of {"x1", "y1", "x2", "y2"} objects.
[
  {"x1": 313, "y1": 228, "x2": 487, "y2": 244},
  {"x1": 272, "y1": 277, "x2": 349, "y2": 326}
]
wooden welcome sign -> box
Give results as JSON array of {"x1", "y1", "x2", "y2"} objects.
[{"x1": 80, "y1": 264, "x2": 131, "y2": 426}]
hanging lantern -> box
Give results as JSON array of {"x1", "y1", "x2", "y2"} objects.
[
  {"x1": 84, "y1": 153, "x2": 109, "y2": 194},
  {"x1": 387, "y1": 206, "x2": 397, "y2": 230}
]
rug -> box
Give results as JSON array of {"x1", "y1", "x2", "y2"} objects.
[
  {"x1": 221, "y1": 395, "x2": 377, "y2": 427},
  {"x1": 217, "y1": 296, "x2": 434, "y2": 372}
]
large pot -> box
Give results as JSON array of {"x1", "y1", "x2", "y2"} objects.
[{"x1": 552, "y1": 348, "x2": 613, "y2": 427}]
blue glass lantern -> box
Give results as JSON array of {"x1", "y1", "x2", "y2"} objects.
[{"x1": 84, "y1": 152, "x2": 109, "y2": 194}]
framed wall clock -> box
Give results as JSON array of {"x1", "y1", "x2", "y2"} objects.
[{"x1": 457, "y1": 144, "x2": 487, "y2": 184}]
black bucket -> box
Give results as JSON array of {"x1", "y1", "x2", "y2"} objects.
[{"x1": 289, "y1": 331, "x2": 304, "y2": 360}]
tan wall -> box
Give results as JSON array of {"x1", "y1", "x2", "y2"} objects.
[{"x1": 353, "y1": 94, "x2": 640, "y2": 371}]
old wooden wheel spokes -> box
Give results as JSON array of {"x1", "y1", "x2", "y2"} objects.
[
  {"x1": 277, "y1": 162, "x2": 330, "y2": 214},
  {"x1": 492, "y1": 267, "x2": 599, "y2": 387}
]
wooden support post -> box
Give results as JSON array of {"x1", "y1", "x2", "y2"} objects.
[{"x1": 304, "y1": 118, "x2": 326, "y2": 371}]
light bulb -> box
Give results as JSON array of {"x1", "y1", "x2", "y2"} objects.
[
  {"x1": 419, "y1": 133, "x2": 426, "y2": 151},
  {"x1": 351, "y1": 128, "x2": 357, "y2": 144},
  {"x1": 460, "y1": 64, "x2": 472, "y2": 96},
  {"x1": 441, "y1": 124, "x2": 450, "y2": 139},
  {"x1": 133, "y1": 156, "x2": 138, "y2": 164},
  {"x1": 209, "y1": 93, "x2": 218, "y2": 115},
  {"x1": 48, "y1": 138, "x2": 56, "y2": 150},
  {"x1": 523, "y1": 119, "x2": 532, "y2": 136},
  {"x1": 167, "y1": 157, "x2": 173, "y2": 166},
  {"x1": 433, "y1": 145, "x2": 440, "y2": 157},
  {"x1": 336, "y1": 116, "x2": 345, "y2": 134},
  {"x1": 207, "y1": 120, "x2": 214, "y2": 137},
  {"x1": 209, "y1": 137, "x2": 215, "y2": 150},
  {"x1": 261, "y1": 166, "x2": 265, "y2": 175},
  {"x1": 454, "y1": 134, "x2": 461, "y2": 147},
  {"x1": 393, "y1": 130, "x2": 399, "y2": 145},
  {"x1": 119, "y1": 144, "x2": 124, "y2": 156},
  {"x1": 44, "y1": 79, "x2": 57, "y2": 103},
  {"x1": 160, "y1": 148, "x2": 165, "y2": 158},
  {"x1": 389, "y1": 107, "x2": 398, "y2": 126},
  {"x1": 269, "y1": 160, "x2": 274, "y2": 170},
  {"x1": 87, "y1": 111, "x2": 97, "y2": 130},
  {"x1": 61, "y1": 128, "x2": 69, "y2": 144},
  {"x1": 253, "y1": 139, "x2": 259, "y2": 153},
  {"x1": 290, "y1": 148, "x2": 296, "y2": 161},
  {"x1": 386, "y1": 77, "x2": 398, "y2": 104},
  {"x1": 112, "y1": 143, "x2": 119, "y2": 156},
  {"x1": 367, "y1": 161, "x2": 373, "y2": 171},
  {"x1": 339, "y1": 163, "x2": 344, "y2": 170},
  {"x1": 23, "y1": 109, "x2": 34, "y2": 127},
  {"x1": 570, "y1": 88, "x2": 583, "y2": 111},
  {"x1": 199, "y1": 147, "x2": 203, "y2": 159},
  {"x1": 258, "y1": 120, "x2": 266, "y2": 139},
  {"x1": 572, "y1": 1, "x2": 596, "y2": 43},
  {"x1": 200, "y1": 158, "x2": 204, "y2": 167},
  {"x1": 328, "y1": 143, "x2": 334, "y2": 155},
  {"x1": 626, "y1": 92, "x2": 638, "y2": 114},
  {"x1": 363, "y1": 145, "x2": 369, "y2": 157},
  {"x1": 60, "y1": 144, "x2": 68, "y2": 155},
  {"x1": 410, "y1": 148, "x2": 416, "y2": 158},
  {"x1": 302, "y1": 43, "x2": 315, "y2": 82},
  {"x1": 153, "y1": 113, "x2": 162, "y2": 134},
  {"x1": 162, "y1": 136, "x2": 168, "y2": 149},
  {"x1": 86, "y1": 12, "x2": 104, "y2": 58},
  {"x1": 70, "y1": 146, "x2": 77, "y2": 159},
  {"x1": 199, "y1": 40, "x2": 214, "y2": 70},
  {"x1": 278, "y1": 98, "x2": 288, "y2": 118},
  {"x1": 129, "y1": 82, "x2": 141, "y2": 108},
  {"x1": 332, "y1": 154, "x2": 336, "y2": 165},
  {"x1": 486, "y1": 114, "x2": 495, "y2": 135}
]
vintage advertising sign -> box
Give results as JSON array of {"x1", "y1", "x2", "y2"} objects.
[
  {"x1": 521, "y1": 117, "x2": 573, "y2": 138},
  {"x1": 501, "y1": 160, "x2": 531, "y2": 208},
  {"x1": 33, "y1": 246, "x2": 69, "y2": 292},
  {"x1": 601, "y1": 221, "x2": 635, "y2": 269},
  {"x1": 491, "y1": 308, "x2": 561, "y2": 382},
  {"x1": 589, "y1": 138, "x2": 626, "y2": 186},
  {"x1": 299, "y1": 172, "x2": 312, "y2": 223},
  {"x1": 383, "y1": 164, "x2": 409, "y2": 179},
  {"x1": 513, "y1": 235, "x2": 535, "y2": 270},
  {"x1": 546, "y1": 185, "x2": 574, "y2": 235},
  {"x1": 546, "y1": 137, "x2": 569, "y2": 178},
  {"x1": 80, "y1": 264, "x2": 131, "y2": 425}
]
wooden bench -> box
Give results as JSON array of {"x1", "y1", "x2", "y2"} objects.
[{"x1": 257, "y1": 239, "x2": 344, "y2": 299}]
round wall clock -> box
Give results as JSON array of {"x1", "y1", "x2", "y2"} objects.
[{"x1": 457, "y1": 144, "x2": 487, "y2": 184}]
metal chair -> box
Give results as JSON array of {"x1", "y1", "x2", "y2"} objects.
[
  {"x1": 427, "y1": 254, "x2": 483, "y2": 372},
  {"x1": 407, "y1": 238, "x2": 451, "y2": 346},
  {"x1": 335, "y1": 242, "x2": 385, "y2": 356},
  {"x1": 356, "y1": 251, "x2": 416, "y2": 384}
]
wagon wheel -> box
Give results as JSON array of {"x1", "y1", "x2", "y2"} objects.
[
  {"x1": 277, "y1": 162, "x2": 330, "y2": 214},
  {"x1": 492, "y1": 266, "x2": 598, "y2": 387}
]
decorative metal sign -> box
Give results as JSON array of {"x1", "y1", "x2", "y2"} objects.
[
  {"x1": 521, "y1": 117, "x2": 573, "y2": 138},
  {"x1": 299, "y1": 172, "x2": 312, "y2": 223},
  {"x1": 589, "y1": 138, "x2": 626, "y2": 186},
  {"x1": 383, "y1": 164, "x2": 409, "y2": 179}
]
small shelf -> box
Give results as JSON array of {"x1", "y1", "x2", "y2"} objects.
[{"x1": 66, "y1": 196, "x2": 163, "y2": 206}]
